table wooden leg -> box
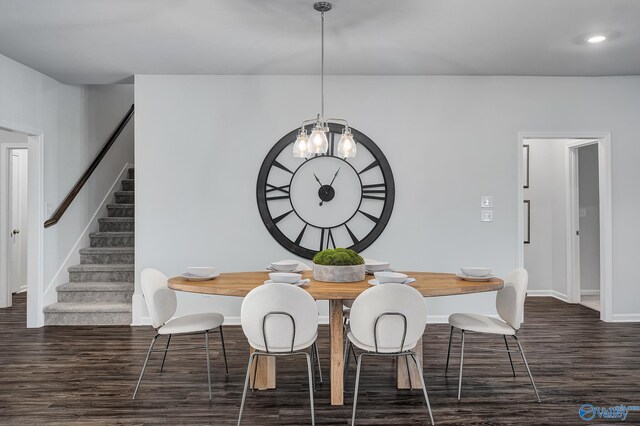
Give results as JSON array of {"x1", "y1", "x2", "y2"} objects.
[
  {"x1": 249, "y1": 346, "x2": 276, "y2": 390},
  {"x1": 397, "y1": 336, "x2": 423, "y2": 389},
  {"x1": 330, "y1": 299, "x2": 344, "y2": 405}
]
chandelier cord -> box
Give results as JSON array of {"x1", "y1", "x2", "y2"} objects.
[{"x1": 321, "y1": 11, "x2": 325, "y2": 121}]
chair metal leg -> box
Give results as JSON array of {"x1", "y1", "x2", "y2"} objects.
[
  {"x1": 159, "y1": 334, "x2": 172, "y2": 373},
  {"x1": 445, "y1": 326, "x2": 454, "y2": 373},
  {"x1": 350, "y1": 343, "x2": 358, "y2": 364},
  {"x1": 310, "y1": 345, "x2": 317, "y2": 391},
  {"x1": 133, "y1": 334, "x2": 159, "y2": 399},
  {"x1": 503, "y1": 335, "x2": 516, "y2": 377},
  {"x1": 411, "y1": 353, "x2": 435, "y2": 425},
  {"x1": 237, "y1": 352, "x2": 257, "y2": 426},
  {"x1": 404, "y1": 355, "x2": 414, "y2": 389},
  {"x1": 313, "y1": 341, "x2": 323, "y2": 383},
  {"x1": 251, "y1": 355, "x2": 260, "y2": 391},
  {"x1": 205, "y1": 330, "x2": 212, "y2": 400},
  {"x1": 220, "y1": 326, "x2": 229, "y2": 376},
  {"x1": 343, "y1": 339, "x2": 351, "y2": 389},
  {"x1": 351, "y1": 353, "x2": 364, "y2": 426},
  {"x1": 305, "y1": 353, "x2": 316, "y2": 426},
  {"x1": 513, "y1": 336, "x2": 541, "y2": 402},
  {"x1": 458, "y1": 330, "x2": 465, "y2": 400}
]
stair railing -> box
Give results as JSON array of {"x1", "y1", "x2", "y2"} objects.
[{"x1": 44, "y1": 104, "x2": 135, "y2": 228}]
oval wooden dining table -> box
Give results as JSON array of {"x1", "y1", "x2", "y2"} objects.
[{"x1": 168, "y1": 270, "x2": 503, "y2": 406}]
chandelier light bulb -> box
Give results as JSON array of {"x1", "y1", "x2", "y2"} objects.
[
  {"x1": 308, "y1": 124, "x2": 329, "y2": 154},
  {"x1": 337, "y1": 129, "x2": 356, "y2": 158},
  {"x1": 293, "y1": 130, "x2": 310, "y2": 158}
]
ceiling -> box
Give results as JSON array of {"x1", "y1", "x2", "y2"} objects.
[{"x1": 1, "y1": 0, "x2": 639, "y2": 84}]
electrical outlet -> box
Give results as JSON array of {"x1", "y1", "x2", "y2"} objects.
[
  {"x1": 481, "y1": 210, "x2": 493, "y2": 222},
  {"x1": 481, "y1": 196, "x2": 493, "y2": 208}
]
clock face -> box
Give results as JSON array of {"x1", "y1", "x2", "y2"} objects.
[{"x1": 257, "y1": 123, "x2": 395, "y2": 259}]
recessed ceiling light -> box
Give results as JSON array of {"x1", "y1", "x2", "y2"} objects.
[{"x1": 587, "y1": 35, "x2": 607, "y2": 43}]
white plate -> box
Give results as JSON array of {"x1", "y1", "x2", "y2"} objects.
[
  {"x1": 456, "y1": 273, "x2": 495, "y2": 282},
  {"x1": 368, "y1": 278, "x2": 416, "y2": 286},
  {"x1": 266, "y1": 266, "x2": 303, "y2": 273},
  {"x1": 264, "y1": 279, "x2": 310, "y2": 287},
  {"x1": 366, "y1": 268, "x2": 393, "y2": 275},
  {"x1": 181, "y1": 272, "x2": 220, "y2": 281}
]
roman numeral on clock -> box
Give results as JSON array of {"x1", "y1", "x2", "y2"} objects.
[
  {"x1": 294, "y1": 224, "x2": 307, "y2": 245},
  {"x1": 362, "y1": 183, "x2": 386, "y2": 200},
  {"x1": 272, "y1": 209, "x2": 293, "y2": 224},
  {"x1": 266, "y1": 183, "x2": 290, "y2": 194},
  {"x1": 273, "y1": 161, "x2": 294, "y2": 174},
  {"x1": 344, "y1": 224, "x2": 359, "y2": 245},
  {"x1": 359, "y1": 160, "x2": 379, "y2": 175},
  {"x1": 265, "y1": 184, "x2": 290, "y2": 201},
  {"x1": 320, "y1": 228, "x2": 336, "y2": 251},
  {"x1": 359, "y1": 210, "x2": 380, "y2": 224}
]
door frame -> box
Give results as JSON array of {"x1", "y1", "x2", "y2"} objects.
[
  {"x1": 517, "y1": 132, "x2": 612, "y2": 322},
  {"x1": 0, "y1": 122, "x2": 44, "y2": 327}
]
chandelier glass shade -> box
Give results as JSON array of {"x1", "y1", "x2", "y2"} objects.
[{"x1": 293, "y1": 2, "x2": 356, "y2": 159}]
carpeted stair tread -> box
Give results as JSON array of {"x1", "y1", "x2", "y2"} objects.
[
  {"x1": 44, "y1": 302, "x2": 132, "y2": 313},
  {"x1": 57, "y1": 282, "x2": 134, "y2": 292}
]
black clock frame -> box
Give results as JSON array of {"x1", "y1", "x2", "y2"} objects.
[{"x1": 256, "y1": 123, "x2": 395, "y2": 259}]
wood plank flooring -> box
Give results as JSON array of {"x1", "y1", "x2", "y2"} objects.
[{"x1": 1, "y1": 293, "x2": 639, "y2": 425}]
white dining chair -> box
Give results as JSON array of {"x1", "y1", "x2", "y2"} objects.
[
  {"x1": 445, "y1": 268, "x2": 540, "y2": 402},
  {"x1": 273, "y1": 259, "x2": 322, "y2": 383},
  {"x1": 133, "y1": 268, "x2": 228, "y2": 400},
  {"x1": 345, "y1": 283, "x2": 434, "y2": 425},
  {"x1": 238, "y1": 283, "x2": 318, "y2": 425}
]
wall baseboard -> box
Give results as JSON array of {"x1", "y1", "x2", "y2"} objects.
[
  {"x1": 610, "y1": 314, "x2": 640, "y2": 323},
  {"x1": 527, "y1": 289, "x2": 568, "y2": 302},
  {"x1": 43, "y1": 162, "x2": 134, "y2": 307},
  {"x1": 580, "y1": 289, "x2": 600, "y2": 296}
]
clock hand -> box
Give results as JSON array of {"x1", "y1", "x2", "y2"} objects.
[
  {"x1": 329, "y1": 167, "x2": 341, "y2": 186},
  {"x1": 314, "y1": 173, "x2": 329, "y2": 195}
]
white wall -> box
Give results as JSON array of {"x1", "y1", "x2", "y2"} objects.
[
  {"x1": 578, "y1": 144, "x2": 600, "y2": 293},
  {"x1": 0, "y1": 53, "x2": 134, "y2": 325},
  {"x1": 135, "y1": 75, "x2": 640, "y2": 323}
]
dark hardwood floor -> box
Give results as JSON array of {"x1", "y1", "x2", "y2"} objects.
[{"x1": 1, "y1": 293, "x2": 639, "y2": 425}]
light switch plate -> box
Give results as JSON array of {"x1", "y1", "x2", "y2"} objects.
[
  {"x1": 45, "y1": 202, "x2": 53, "y2": 217},
  {"x1": 481, "y1": 196, "x2": 493, "y2": 208},
  {"x1": 481, "y1": 210, "x2": 493, "y2": 222},
  {"x1": 579, "y1": 208, "x2": 587, "y2": 218}
]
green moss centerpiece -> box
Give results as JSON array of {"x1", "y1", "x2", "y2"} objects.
[{"x1": 312, "y1": 248, "x2": 365, "y2": 282}]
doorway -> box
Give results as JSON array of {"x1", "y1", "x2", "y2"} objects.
[
  {"x1": 576, "y1": 144, "x2": 600, "y2": 311},
  {"x1": 518, "y1": 133, "x2": 612, "y2": 322},
  {"x1": 9, "y1": 148, "x2": 29, "y2": 297},
  {"x1": 1, "y1": 129, "x2": 29, "y2": 308}
]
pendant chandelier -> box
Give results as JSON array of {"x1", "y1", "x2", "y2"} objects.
[{"x1": 292, "y1": 2, "x2": 357, "y2": 159}]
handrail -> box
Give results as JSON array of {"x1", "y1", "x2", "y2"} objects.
[{"x1": 44, "y1": 103, "x2": 135, "y2": 228}]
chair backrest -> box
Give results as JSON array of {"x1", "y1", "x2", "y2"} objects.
[
  {"x1": 277, "y1": 259, "x2": 312, "y2": 271},
  {"x1": 141, "y1": 268, "x2": 177, "y2": 329},
  {"x1": 241, "y1": 283, "x2": 318, "y2": 352},
  {"x1": 349, "y1": 284, "x2": 427, "y2": 353},
  {"x1": 496, "y1": 268, "x2": 528, "y2": 331}
]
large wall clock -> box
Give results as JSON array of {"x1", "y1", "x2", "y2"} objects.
[{"x1": 257, "y1": 123, "x2": 395, "y2": 259}]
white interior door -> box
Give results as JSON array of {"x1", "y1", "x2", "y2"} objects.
[{"x1": 9, "y1": 149, "x2": 28, "y2": 293}]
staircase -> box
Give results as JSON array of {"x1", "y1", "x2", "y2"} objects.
[{"x1": 44, "y1": 168, "x2": 135, "y2": 325}]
